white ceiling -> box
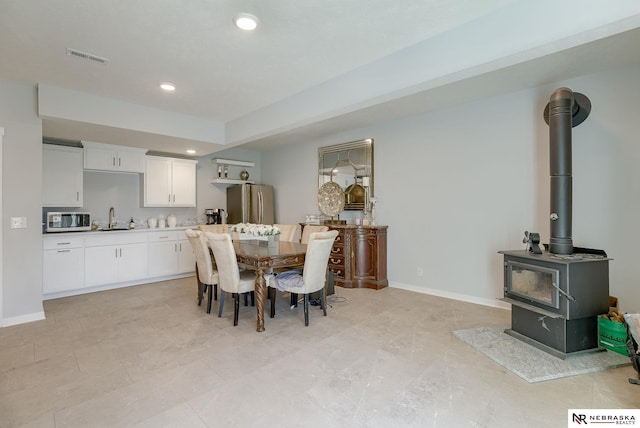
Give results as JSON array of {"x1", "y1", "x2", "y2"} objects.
[{"x1": 1, "y1": 1, "x2": 639, "y2": 156}]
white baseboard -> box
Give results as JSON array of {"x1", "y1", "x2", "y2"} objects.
[
  {"x1": 389, "y1": 281, "x2": 511, "y2": 310},
  {"x1": 42, "y1": 273, "x2": 195, "y2": 300},
  {"x1": 1, "y1": 311, "x2": 46, "y2": 327},
  {"x1": 1, "y1": 274, "x2": 195, "y2": 328}
]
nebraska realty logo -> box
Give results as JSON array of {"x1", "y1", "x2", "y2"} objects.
[{"x1": 569, "y1": 409, "x2": 638, "y2": 425}]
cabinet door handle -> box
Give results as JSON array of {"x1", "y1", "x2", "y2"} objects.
[
  {"x1": 56, "y1": 242, "x2": 71, "y2": 246},
  {"x1": 118, "y1": 157, "x2": 121, "y2": 167},
  {"x1": 119, "y1": 248, "x2": 122, "y2": 257},
  {"x1": 76, "y1": 191, "x2": 79, "y2": 201},
  {"x1": 175, "y1": 243, "x2": 178, "y2": 252},
  {"x1": 115, "y1": 248, "x2": 118, "y2": 258},
  {"x1": 57, "y1": 249, "x2": 71, "y2": 253},
  {"x1": 113, "y1": 157, "x2": 116, "y2": 166}
]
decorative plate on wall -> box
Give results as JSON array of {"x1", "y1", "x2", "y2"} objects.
[{"x1": 318, "y1": 181, "x2": 345, "y2": 217}]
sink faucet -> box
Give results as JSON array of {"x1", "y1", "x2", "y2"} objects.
[{"x1": 108, "y1": 207, "x2": 115, "y2": 229}]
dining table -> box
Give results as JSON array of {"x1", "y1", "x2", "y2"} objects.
[{"x1": 233, "y1": 239, "x2": 307, "y2": 332}]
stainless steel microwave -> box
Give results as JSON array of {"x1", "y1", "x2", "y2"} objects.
[{"x1": 46, "y1": 212, "x2": 92, "y2": 232}]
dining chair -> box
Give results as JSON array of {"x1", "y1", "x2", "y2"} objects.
[
  {"x1": 273, "y1": 224, "x2": 300, "y2": 243},
  {"x1": 199, "y1": 224, "x2": 257, "y2": 303},
  {"x1": 205, "y1": 232, "x2": 272, "y2": 326},
  {"x1": 300, "y1": 224, "x2": 329, "y2": 244},
  {"x1": 268, "y1": 230, "x2": 338, "y2": 326},
  {"x1": 185, "y1": 229, "x2": 219, "y2": 314}
]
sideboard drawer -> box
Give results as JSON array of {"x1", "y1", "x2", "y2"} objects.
[
  {"x1": 330, "y1": 244, "x2": 344, "y2": 256},
  {"x1": 328, "y1": 256, "x2": 344, "y2": 268},
  {"x1": 328, "y1": 266, "x2": 345, "y2": 279},
  {"x1": 328, "y1": 255, "x2": 344, "y2": 267}
]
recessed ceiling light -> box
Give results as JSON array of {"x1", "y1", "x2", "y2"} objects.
[
  {"x1": 234, "y1": 13, "x2": 259, "y2": 31},
  {"x1": 186, "y1": 149, "x2": 196, "y2": 155},
  {"x1": 160, "y1": 82, "x2": 176, "y2": 91}
]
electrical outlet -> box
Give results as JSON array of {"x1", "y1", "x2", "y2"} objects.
[
  {"x1": 10, "y1": 217, "x2": 27, "y2": 228},
  {"x1": 417, "y1": 267, "x2": 423, "y2": 277}
]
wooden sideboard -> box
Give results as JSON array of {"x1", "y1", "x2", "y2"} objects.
[{"x1": 326, "y1": 225, "x2": 388, "y2": 290}]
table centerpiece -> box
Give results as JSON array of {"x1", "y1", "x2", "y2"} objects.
[{"x1": 230, "y1": 223, "x2": 280, "y2": 246}]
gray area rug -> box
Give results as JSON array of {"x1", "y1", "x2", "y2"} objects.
[{"x1": 452, "y1": 326, "x2": 631, "y2": 383}]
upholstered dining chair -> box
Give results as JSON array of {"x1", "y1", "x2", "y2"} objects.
[
  {"x1": 196, "y1": 225, "x2": 228, "y2": 299},
  {"x1": 185, "y1": 229, "x2": 219, "y2": 314},
  {"x1": 273, "y1": 224, "x2": 300, "y2": 243},
  {"x1": 268, "y1": 230, "x2": 338, "y2": 326},
  {"x1": 300, "y1": 224, "x2": 329, "y2": 244},
  {"x1": 205, "y1": 232, "x2": 273, "y2": 326}
]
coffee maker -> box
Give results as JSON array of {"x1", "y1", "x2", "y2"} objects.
[{"x1": 205, "y1": 208, "x2": 225, "y2": 224}]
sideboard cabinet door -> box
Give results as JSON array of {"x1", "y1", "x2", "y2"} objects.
[{"x1": 353, "y1": 231, "x2": 377, "y2": 281}]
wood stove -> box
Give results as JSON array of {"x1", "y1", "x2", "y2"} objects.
[
  {"x1": 500, "y1": 87, "x2": 610, "y2": 359},
  {"x1": 500, "y1": 249, "x2": 610, "y2": 359}
]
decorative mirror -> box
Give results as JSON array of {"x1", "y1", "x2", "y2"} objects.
[{"x1": 318, "y1": 138, "x2": 373, "y2": 214}]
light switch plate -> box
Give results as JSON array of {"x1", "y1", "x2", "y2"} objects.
[{"x1": 10, "y1": 217, "x2": 27, "y2": 228}]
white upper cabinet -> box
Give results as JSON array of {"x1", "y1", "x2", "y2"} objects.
[
  {"x1": 171, "y1": 160, "x2": 197, "y2": 206},
  {"x1": 43, "y1": 144, "x2": 84, "y2": 207},
  {"x1": 83, "y1": 141, "x2": 147, "y2": 173},
  {"x1": 144, "y1": 156, "x2": 197, "y2": 207}
]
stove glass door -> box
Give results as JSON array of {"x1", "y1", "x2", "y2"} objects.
[{"x1": 506, "y1": 261, "x2": 560, "y2": 309}]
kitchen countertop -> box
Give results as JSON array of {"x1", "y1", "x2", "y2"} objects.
[{"x1": 43, "y1": 225, "x2": 199, "y2": 237}]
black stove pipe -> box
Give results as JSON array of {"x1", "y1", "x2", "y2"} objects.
[{"x1": 543, "y1": 87, "x2": 591, "y2": 255}]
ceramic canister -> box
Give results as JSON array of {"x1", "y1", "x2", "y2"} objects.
[{"x1": 167, "y1": 214, "x2": 177, "y2": 228}]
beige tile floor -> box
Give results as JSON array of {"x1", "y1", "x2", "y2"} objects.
[{"x1": 1, "y1": 277, "x2": 638, "y2": 428}]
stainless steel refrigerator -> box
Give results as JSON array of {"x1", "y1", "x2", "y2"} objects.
[{"x1": 226, "y1": 184, "x2": 275, "y2": 224}]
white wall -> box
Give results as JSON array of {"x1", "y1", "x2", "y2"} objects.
[
  {"x1": 0, "y1": 81, "x2": 45, "y2": 325},
  {"x1": 562, "y1": 66, "x2": 640, "y2": 312},
  {"x1": 81, "y1": 171, "x2": 198, "y2": 227},
  {"x1": 261, "y1": 63, "x2": 640, "y2": 312}
]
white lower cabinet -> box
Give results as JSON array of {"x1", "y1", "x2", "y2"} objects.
[
  {"x1": 43, "y1": 236, "x2": 85, "y2": 294},
  {"x1": 43, "y1": 229, "x2": 195, "y2": 297},
  {"x1": 84, "y1": 233, "x2": 149, "y2": 287},
  {"x1": 148, "y1": 231, "x2": 196, "y2": 276},
  {"x1": 178, "y1": 238, "x2": 196, "y2": 273},
  {"x1": 148, "y1": 231, "x2": 179, "y2": 276}
]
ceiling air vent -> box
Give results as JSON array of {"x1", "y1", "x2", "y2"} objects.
[{"x1": 66, "y1": 48, "x2": 109, "y2": 64}]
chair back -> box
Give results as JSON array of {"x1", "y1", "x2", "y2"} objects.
[
  {"x1": 185, "y1": 229, "x2": 215, "y2": 285},
  {"x1": 301, "y1": 225, "x2": 329, "y2": 244},
  {"x1": 198, "y1": 224, "x2": 229, "y2": 234},
  {"x1": 273, "y1": 224, "x2": 300, "y2": 242},
  {"x1": 299, "y1": 230, "x2": 339, "y2": 294},
  {"x1": 205, "y1": 232, "x2": 241, "y2": 293}
]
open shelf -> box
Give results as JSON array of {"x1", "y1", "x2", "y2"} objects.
[
  {"x1": 210, "y1": 178, "x2": 254, "y2": 185},
  {"x1": 211, "y1": 158, "x2": 255, "y2": 168},
  {"x1": 210, "y1": 158, "x2": 254, "y2": 184}
]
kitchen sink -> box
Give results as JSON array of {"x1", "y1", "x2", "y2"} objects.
[{"x1": 99, "y1": 227, "x2": 132, "y2": 231}]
